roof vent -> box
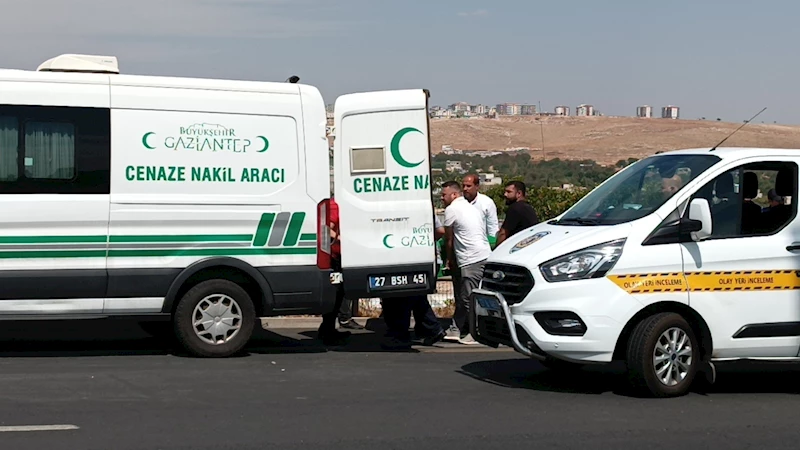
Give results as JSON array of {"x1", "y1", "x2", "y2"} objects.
[{"x1": 36, "y1": 54, "x2": 119, "y2": 74}]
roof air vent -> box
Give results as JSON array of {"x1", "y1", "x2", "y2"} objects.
[{"x1": 36, "y1": 54, "x2": 119, "y2": 74}]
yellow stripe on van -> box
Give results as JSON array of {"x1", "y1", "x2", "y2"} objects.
[
  {"x1": 685, "y1": 270, "x2": 800, "y2": 292},
  {"x1": 607, "y1": 270, "x2": 800, "y2": 294},
  {"x1": 607, "y1": 273, "x2": 687, "y2": 294}
]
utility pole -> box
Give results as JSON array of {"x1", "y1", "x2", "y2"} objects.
[{"x1": 538, "y1": 100, "x2": 546, "y2": 161}]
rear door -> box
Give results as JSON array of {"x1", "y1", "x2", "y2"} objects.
[{"x1": 332, "y1": 89, "x2": 436, "y2": 299}]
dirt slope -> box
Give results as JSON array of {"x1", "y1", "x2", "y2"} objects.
[{"x1": 430, "y1": 116, "x2": 800, "y2": 165}]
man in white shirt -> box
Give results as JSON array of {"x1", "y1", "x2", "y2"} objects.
[
  {"x1": 462, "y1": 174, "x2": 499, "y2": 244},
  {"x1": 442, "y1": 180, "x2": 491, "y2": 345}
]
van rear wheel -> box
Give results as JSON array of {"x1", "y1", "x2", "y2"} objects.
[
  {"x1": 173, "y1": 279, "x2": 256, "y2": 358},
  {"x1": 625, "y1": 312, "x2": 698, "y2": 398}
]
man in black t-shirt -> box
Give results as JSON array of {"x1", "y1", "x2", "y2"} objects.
[{"x1": 496, "y1": 181, "x2": 539, "y2": 246}]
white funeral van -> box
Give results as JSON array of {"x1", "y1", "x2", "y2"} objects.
[
  {"x1": 0, "y1": 54, "x2": 437, "y2": 357},
  {"x1": 471, "y1": 147, "x2": 800, "y2": 397}
]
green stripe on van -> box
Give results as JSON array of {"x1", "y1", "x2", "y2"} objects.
[
  {"x1": 252, "y1": 213, "x2": 276, "y2": 247},
  {"x1": 0, "y1": 250, "x2": 108, "y2": 259},
  {"x1": 0, "y1": 247, "x2": 316, "y2": 259},
  {"x1": 282, "y1": 212, "x2": 306, "y2": 247},
  {"x1": 108, "y1": 247, "x2": 316, "y2": 258},
  {"x1": 299, "y1": 233, "x2": 316, "y2": 241},
  {"x1": 0, "y1": 235, "x2": 256, "y2": 245},
  {"x1": 109, "y1": 234, "x2": 254, "y2": 243},
  {"x1": 0, "y1": 235, "x2": 107, "y2": 244}
]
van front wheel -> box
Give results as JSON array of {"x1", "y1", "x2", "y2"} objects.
[
  {"x1": 173, "y1": 279, "x2": 256, "y2": 358},
  {"x1": 626, "y1": 312, "x2": 698, "y2": 398}
]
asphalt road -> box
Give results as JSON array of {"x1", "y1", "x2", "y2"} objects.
[{"x1": 0, "y1": 319, "x2": 800, "y2": 450}]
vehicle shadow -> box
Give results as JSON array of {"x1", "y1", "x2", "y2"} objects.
[
  {"x1": 458, "y1": 358, "x2": 800, "y2": 396},
  {"x1": 0, "y1": 318, "x2": 330, "y2": 358},
  {"x1": 0, "y1": 317, "x2": 444, "y2": 358}
]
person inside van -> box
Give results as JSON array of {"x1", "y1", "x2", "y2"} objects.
[
  {"x1": 758, "y1": 166, "x2": 794, "y2": 233},
  {"x1": 661, "y1": 174, "x2": 684, "y2": 198},
  {"x1": 741, "y1": 172, "x2": 762, "y2": 234},
  {"x1": 762, "y1": 188, "x2": 783, "y2": 212}
]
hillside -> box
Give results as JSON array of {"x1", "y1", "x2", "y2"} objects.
[{"x1": 430, "y1": 116, "x2": 800, "y2": 165}]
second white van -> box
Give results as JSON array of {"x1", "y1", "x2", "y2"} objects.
[{"x1": 471, "y1": 147, "x2": 800, "y2": 397}]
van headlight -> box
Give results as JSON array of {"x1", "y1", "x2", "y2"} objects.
[{"x1": 539, "y1": 238, "x2": 626, "y2": 283}]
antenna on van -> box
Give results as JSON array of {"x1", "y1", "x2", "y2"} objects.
[
  {"x1": 286, "y1": 75, "x2": 300, "y2": 84},
  {"x1": 709, "y1": 107, "x2": 767, "y2": 151}
]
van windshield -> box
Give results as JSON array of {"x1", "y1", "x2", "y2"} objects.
[{"x1": 555, "y1": 153, "x2": 721, "y2": 226}]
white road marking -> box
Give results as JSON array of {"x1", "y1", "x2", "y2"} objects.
[{"x1": 0, "y1": 425, "x2": 79, "y2": 432}]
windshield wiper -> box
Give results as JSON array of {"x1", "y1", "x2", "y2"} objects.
[{"x1": 556, "y1": 217, "x2": 601, "y2": 226}]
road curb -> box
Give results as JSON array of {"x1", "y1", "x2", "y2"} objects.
[{"x1": 261, "y1": 316, "x2": 451, "y2": 330}]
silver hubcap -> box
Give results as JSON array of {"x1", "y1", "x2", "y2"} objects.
[
  {"x1": 192, "y1": 294, "x2": 242, "y2": 345},
  {"x1": 653, "y1": 327, "x2": 693, "y2": 386}
]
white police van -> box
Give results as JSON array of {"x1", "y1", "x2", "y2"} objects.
[
  {"x1": 471, "y1": 147, "x2": 800, "y2": 397},
  {"x1": 0, "y1": 54, "x2": 437, "y2": 357}
]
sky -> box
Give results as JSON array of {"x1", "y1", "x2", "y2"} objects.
[{"x1": 0, "y1": 0, "x2": 797, "y2": 124}]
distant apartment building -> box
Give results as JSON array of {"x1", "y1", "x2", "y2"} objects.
[
  {"x1": 554, "y1": 106, "x2": 570, "y2": 116},
  {"x1": 520, "y1": 104, "x2": 537, "y2": 115},
  {"x1": 466, "y1": 150, "x2": 504, "y2": 158},
  {"x1": 472, "y1": 104, "x2": 490, "y2": 115},
  {"x1": 478, "y1": 173, "x2": 503, "y2": 186},
  {"x1": 637, "y1": 105, "x2": 653, "y2": 118},
  {"x1": 445, "y1": 161, "x2": 464, "y2": 172},
  {"x1": 662, "y1": 105, "x2": 680, "y2": 119},
  {"x1": 496, "y1": 103, "x2": 522, "y2": 115},
  {"x1": 451, "y1": 102, "x2": 471, "y2": 113},
  {"x1": 432, "y1": 108, "x2": 454, "y2": 119},
  {"x1": 576, "y1": 104, "x2": 594, "y2": 116}
]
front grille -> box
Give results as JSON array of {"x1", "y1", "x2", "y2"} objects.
[
  {"x1": 480, "y1": 263, "x2": 534, "y2": 305},
  {"x1": 476, "y1": 316, "x2": 544, "y2": 356},
  {"x1": 477, "y1": 316, "x2": 512, "y2": 347}
]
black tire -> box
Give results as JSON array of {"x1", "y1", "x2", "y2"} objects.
[
  {"x1": 173, "y1": 279, "x2": 256, "y2": 358},
  {"x1": 625, "y1": 312, "x2": 699, "y2": 398}
]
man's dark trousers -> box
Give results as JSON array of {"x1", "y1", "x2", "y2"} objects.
[
  {"x1": 383, "y1": 294, "x2": 441, "y2": 341},
  {"x1": 319, "y1": 257, "x2": 345, "y2": 335}
]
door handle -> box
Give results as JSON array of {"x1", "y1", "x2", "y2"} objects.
[{"x1": 787, "y1": 243, "x2": 800, "y2": 252}]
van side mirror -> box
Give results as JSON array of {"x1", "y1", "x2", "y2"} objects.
[{"x1": 686, "y1": 198, "x2": 712, "y2": 241}]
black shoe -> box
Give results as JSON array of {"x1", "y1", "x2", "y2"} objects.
[
  {"x1": 339, "y1": 319, "x2": 365, "y2": 330},
  {"x1": 422, "y1": 329, "x2": 446, "y2": 346}
]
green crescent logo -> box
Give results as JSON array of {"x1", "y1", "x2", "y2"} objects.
[
  {"x1": 390, "y1": 127, "x2": 424, "y2": 168},
  {"x1": 142, "y1": 132, "x2": 156, "y2": 150},
  {"x1": 382, "y1": 234, "x2": 394, "y2": 249},
  {"x1": 255, "y1": 136, "x2": 269, "y2": 153}
]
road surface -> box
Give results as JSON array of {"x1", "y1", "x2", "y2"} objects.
[{"x1": 0, "y1": 319, "x2": 799, "y2": 449}]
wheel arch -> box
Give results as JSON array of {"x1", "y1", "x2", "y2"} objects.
[
  {"x1": 613, "y1": 301, "x2": 713, "y2": 362},
  {"x1": 162, "y1": 257, "x2": 275, "y2": 316}
]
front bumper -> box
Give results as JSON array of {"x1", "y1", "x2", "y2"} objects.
[
  {"x1": 469, "y1": 288, "x2": 547, "y2": 360},
  {"x1": 469, "y1": 285, "x2": 629, "y2": 363}
]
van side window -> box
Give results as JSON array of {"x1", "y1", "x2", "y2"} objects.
[
  {"x1": 688, "y1": 161, "x2": 797, "y2": 239},
  {"x1": 0, "y1": 105, "x2": 109, "y2": 194},
  {"x1": 24, "y1": 121, "x2": 75, "y2": 180},
  {"x1": 0, "y1": 116, "x2": 18, "y2": 182}
]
